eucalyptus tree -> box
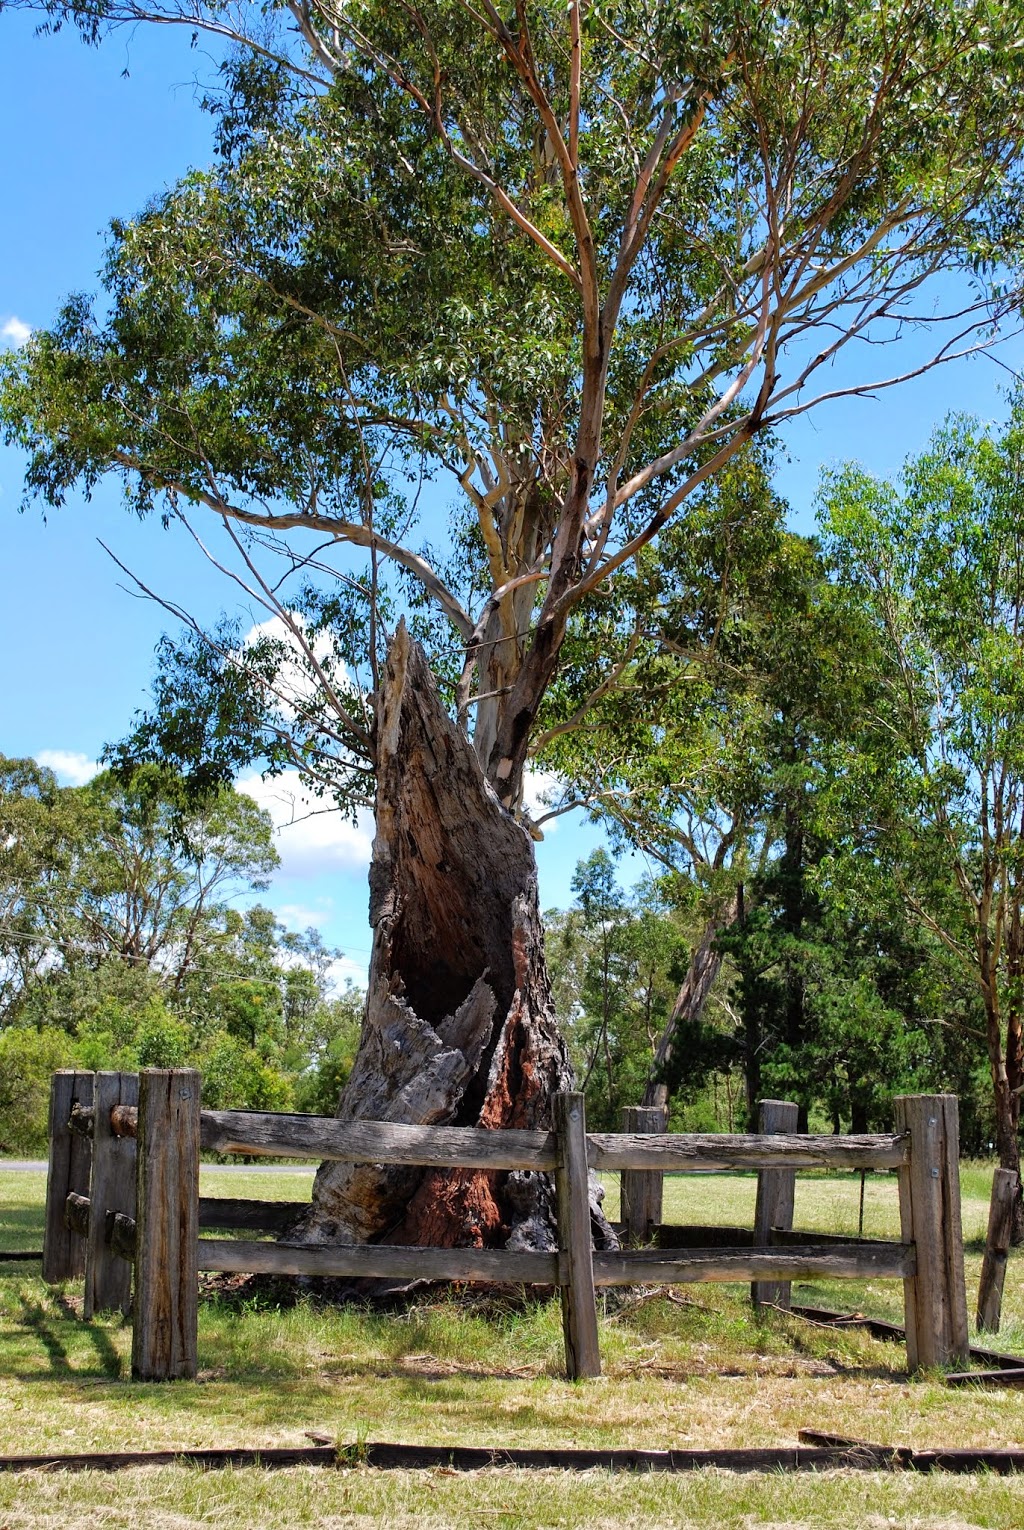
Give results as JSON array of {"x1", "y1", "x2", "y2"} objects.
[
  {"x1": 544, "y1": 466, "x2": 878, "y2": 1118},
  {"x1": 4, "y1": 0, "x2": 1024, "y2": 1248},
  {"x1": 822, "y1": 404, "x2": 1024, "y2": 1232},
  {"x1": 0, "y1": 757, "x2": 278, "y2": 1026}
]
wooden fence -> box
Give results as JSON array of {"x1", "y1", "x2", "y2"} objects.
[{"x1": 43, "y1": 1070, "x2": 969, "y2": 1381}]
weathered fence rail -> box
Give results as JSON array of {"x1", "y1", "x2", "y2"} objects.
[
  {"x1": 44, "y1": 1069, "x2": 968, "y2": 1383},
  {"x1": 69, "y1": 1100, "x2": 910, "y2": 1172}
]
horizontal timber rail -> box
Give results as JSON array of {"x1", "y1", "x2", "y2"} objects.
[
  {"x1": 77, "y1": 1100, "x2": 910, "y2": 1174},
  {"x1": 191, "y1": 1240, "x2": 912, "y2": 1287},
  {"x1": 588, "y1": 1131, "x2": 908, "y2": 1173},
  {"x1": 44, "y1": 1070, "x2": 968, "y2": 1384}
]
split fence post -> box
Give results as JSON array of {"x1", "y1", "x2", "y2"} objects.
[
  {"x1": 43, "y1": 1070, "x2": 94, "y2": 1284},
  {"x1": 132, "y1": 1069, "x2": 201, "y2": 1381},
  {"x1": 752, "y1": 1099, "x2": 799, "y2": 1311},
  {"x1": 894, "y1": 1094, "x2": 969, "y2": 1371},
  {"x1": 620, "y1": 1105, "x2": 667, "y2": 1245},
  {"x1": 84, "y1": 1072, "x2": 139, "y2": 1319},
  {"x1": 554, "y1": 1091, "x2": 601, "y2": 1380},
  {"x1": 977, "y1": 1166, "x2": 1018, "y2": 1334}
]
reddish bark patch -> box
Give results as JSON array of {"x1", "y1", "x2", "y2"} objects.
[
  {"x1": 391, "y1": 1167, "x2": 506, "y2": 1249},
  {"x1": 480, "y1": 1002, "x2": 551, "y2": 1131}
]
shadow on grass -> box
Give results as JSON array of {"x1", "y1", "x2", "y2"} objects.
[
  {"x1": 0, "y1": 1203, "x2": 47, "y2": 1254},
  {"x1": 13, "y1": 1292, "x2": 124, "y2": 1381}
]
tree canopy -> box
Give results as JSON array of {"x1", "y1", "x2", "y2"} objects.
[
  {"x1": 820, "y1": 400, "x2": 1024, "y2": 1214},
  {"x1": 4, "y1": 0, "x2": 1024, "y2": 817}
]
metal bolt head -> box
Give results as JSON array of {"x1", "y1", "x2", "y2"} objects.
[{"x1": 180, "y1": 1088, "x2": 192, "y2": 1101}]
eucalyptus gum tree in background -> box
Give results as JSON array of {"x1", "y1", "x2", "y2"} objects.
[
  {"x1": 822, "y1": 404, "x2": 1024, "y2": 1237},
  {"x1": 4, "y1": 0, "x2": 1024, "y2": 1250}
]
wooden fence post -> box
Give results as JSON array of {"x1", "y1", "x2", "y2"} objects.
[
  {"x1": 43, "y1": 1071, "x2": 94, "y2": 1284},
  {"x1": 894, "y1": 1094, "x2": 969, "y2": 1371},
  {"x1": 751, "y1": 1099, "x2": 799, "y2": 1311},
  {"x1": 132, "y1": 1069, "x2": 201, "y2": 1381},
  {"x1": 84, "y1": 1072, "x2": 139, "y2": 1319},
  {"x1": 620, "y1": 1105, "x2": 667, "y2": 1245},
  {"x1": 554, "y1": 1092, "x2": 601, "y2": 1380},
  {"x1": 977, "y1": 1167, "x2": 1018, "y2": 1334}
]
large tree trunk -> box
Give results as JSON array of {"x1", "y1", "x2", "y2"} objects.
[
  {"x1": 642, "y1": 890, "x2": 740, "y2": 1112},
  {"x1": 301, "y1": 623, "x2": 615, "y2": 1255}
]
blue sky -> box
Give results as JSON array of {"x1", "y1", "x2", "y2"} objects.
[{"x1": 2, "y1": 15, "x2": 1021, "y2": 986}]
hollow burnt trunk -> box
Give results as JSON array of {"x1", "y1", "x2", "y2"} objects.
[{"x1": 301, "y1": 624, "x2": 615, "y2": 1255}]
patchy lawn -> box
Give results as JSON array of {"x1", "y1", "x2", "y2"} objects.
[{"x1": 1, "y1": 1162, "x2": 1023, "y2": 1528}]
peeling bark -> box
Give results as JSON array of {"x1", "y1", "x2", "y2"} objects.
[{"x1": 302, "y1": 623, "x2": 615, "y2": 1255}]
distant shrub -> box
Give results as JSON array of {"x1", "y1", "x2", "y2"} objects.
[{"x1": 0, "y1": 1026, "x2": 78, "y2": 1154}]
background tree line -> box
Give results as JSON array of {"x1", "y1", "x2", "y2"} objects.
[
  {"x1": 546, "y1": 405, "x2": 1024, "y2": 1225},
  {"x1": 0, "y1": 758, "x2": 362, "y2": 1151}
]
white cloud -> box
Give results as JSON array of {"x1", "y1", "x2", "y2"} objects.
[
  {"x1": 35, "y1": 750, "x2": 100, "y2": 786},
  {"x1": 242, "y1": 613, "x2": 364, "y2": 722},
  {"x1": 329, "y1": 953, "x2": 370, "y2": 991},
  {"x1": 236, "y1": 769, "x2": 373, "y2": 879},
  {"x1": 522, "y1": 766, "x2": 565, "y2": 829},
  {"x1": 1, "y1": 316, "x2": 31, "y2": 347},
  {"x1": 277, "y1": 902, "x2": 331, "y2": 930}
]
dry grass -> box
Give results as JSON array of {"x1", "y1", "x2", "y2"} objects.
[{"x1": 1, "y1": 1161, "x2": 1023, "y2": 1528}]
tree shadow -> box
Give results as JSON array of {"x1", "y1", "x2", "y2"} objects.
[{"x1": 14, "y1": 1293, "x2": 124, "y2": 1380}]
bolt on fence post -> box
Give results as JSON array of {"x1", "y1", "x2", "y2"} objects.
[
  {"x1": 894, "y1": 1094, "x2": 969, "y2": 1371},
  {"x1": 43, "y1": 1071, "x2": 94, "y2": 1285},
  {"x1": 84, "y1": 1071, "x2": 139, "y2": 1319},
  {"x1": 132, "y1": 1069, "x2": 201, "y2": 1381},
  {"x1": 752, "y1": 1100, "x2": 799, "y2": 1311},
  {"x1": 554, "y1": 1091, "x2": 601, "y2": 1380},
  {"x1": 620, "y1": 1105, "x2": 666, "y2": 1245}
]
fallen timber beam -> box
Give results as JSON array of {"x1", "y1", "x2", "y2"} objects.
[
  {"x1": 356, "y1": 1442, "x2": 893, "y2": 1472},
  {"x1": 799, "y1": 1431, "x2": 1024, "y2": 1475},
  {"x1": 591, "y1": 1243, "x2": 915, "y2": 1286},
  {"x1": 197, "y1": 1238, "x2": 559, "y2": 1286},
  {"x1": 789, "y1": 1304, "x2": 1024, "y2": 1372},
  {"x1": 0, "y1": 1445, "x2": 340, "y2": 1473},
  {"x1": 0, "y1": 1440, "x2": 898, "y2": 1474},
  {"x1": 943, "y1": 1368, "x2": 1024, "y2": 1389},
  {"x1": 4, "y1": 1436, "x2": 1024, "y2": 1475}
]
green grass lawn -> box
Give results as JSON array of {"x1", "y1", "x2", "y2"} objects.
[{"x1": 2, "y1": 1161, "x2": 1023, "y2": 1528}]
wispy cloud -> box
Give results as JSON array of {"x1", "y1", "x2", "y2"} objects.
[
  {"x1": 35, "y1": 750, "x2": 100, "y2": 786},
  {"x1": 329, "y1": 953, "x2": 369, "y2": 991},
  {"x1": 1, "y1": 316, "x2": 31, "y2": 347},
  {"x1": 277, "y1": 902, "x2": 331, "y2": 930}
]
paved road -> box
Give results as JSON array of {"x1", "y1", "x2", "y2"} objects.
[{"x1": 0, "y1": 1160, "x2": 315, "y2": 1174}]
